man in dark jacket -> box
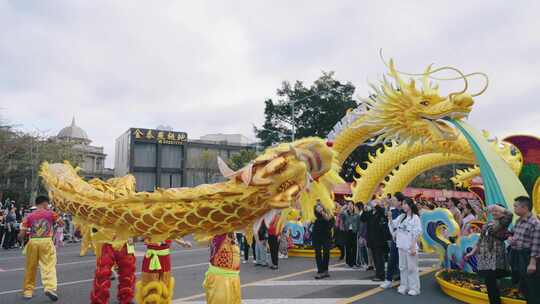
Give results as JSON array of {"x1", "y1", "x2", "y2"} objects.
[
  {"x1": 360, "y1": 199, "x2": 391, "y2": 281},
  {"x1": 381, "y1": 192, "x2": 404, "y2": 288}
]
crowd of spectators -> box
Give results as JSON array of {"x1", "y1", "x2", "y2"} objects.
[{"x1": 0, "y1": 199, "x2": 81, "y2": 251}]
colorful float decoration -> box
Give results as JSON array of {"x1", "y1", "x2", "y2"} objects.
[{"x1": 323, "y1": 58, "x2": 538, "y2": 303}]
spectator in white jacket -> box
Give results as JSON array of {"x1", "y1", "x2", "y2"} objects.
[{"x1": 390, "y1": 197, "x2": 422, "y2": 296}]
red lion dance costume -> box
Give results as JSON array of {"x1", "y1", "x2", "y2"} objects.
[{"x1": 90, "y1": 226, "x2": 136, "y2": 304}]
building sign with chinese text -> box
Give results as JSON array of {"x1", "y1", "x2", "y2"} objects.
[{"x1": 131, "y1": 128, "x2": 187, "y2": 145}]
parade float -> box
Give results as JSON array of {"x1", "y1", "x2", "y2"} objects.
[
  {"x1": 39, "y1": 56, "x2": 540, "y2": 303},
  {"x1": 322, "y1": 57, "x2": 539, "y2": 303}
]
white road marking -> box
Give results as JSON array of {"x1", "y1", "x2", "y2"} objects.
[
  {"x1": 1, "y1": 259, "x2": 97, "y2": 272},
  {"x1": 329, "y1": 266, "x2": 432, "y2": 272},
  {"x1": 0, "y1": 262, "x2": 209, "y2": 295},
  {"x1": 0, "y1": 246, "x2": 207, "y2": 261},
  {"x1": 247, "y1": 279, "x2": 385, "y2": 286},
  {"x1": 0, "y1": 249, "x2": 83, "y2": 261},
  {"x1": 176, "y1": 299, "x2": 345, "y2": 304}
]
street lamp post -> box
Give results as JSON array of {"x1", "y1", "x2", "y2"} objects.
[{"x1": 291, "y1": 101, "x2": 295, "y2": 141}]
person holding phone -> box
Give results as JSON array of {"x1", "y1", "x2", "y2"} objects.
[
  {"x1": 313, "y1": 202, "x2": 334, "y2": 279},
  {"x1": 380, "y1": 193, "x2": 403, "y2": 289},
  {"x1": 360, "y1": 199, "x2": 391, "y2": 282},
  {"x1": 465, "y1": 204, "x2": 513, "y2": 304},
  {"x1": 391, "y1": 197, "x2": 422, "y2": 296}
]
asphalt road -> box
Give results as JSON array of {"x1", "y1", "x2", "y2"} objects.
[{"x1": 0, "y1": 242, "x2": 462, "y2": 304}]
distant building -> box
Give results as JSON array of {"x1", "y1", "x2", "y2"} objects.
[
  {"x1": 199, "y1": 133, "x2": 253, "y2": 145},
  {"x1": 57, "y1": 118, "x2": 114, "y2": 180},
  {"x1": 114, "y1": 128, "x2": 255, "y2": 192}
]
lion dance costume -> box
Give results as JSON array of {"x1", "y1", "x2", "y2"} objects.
[
  {"x1": 203, "y1": 233, "x2": 241, "y2": 304},
  {"x1": 89, "y1": 226, "x2": 136, "y2": 304},
  {"x1": 135, "y1": 239, "x2": 175, "y2": 304}
]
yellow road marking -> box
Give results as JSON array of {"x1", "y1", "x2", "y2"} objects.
[
  {"x1": 176, "y1": 262, "x2": 346, "y2": 302},
  {"x1": 336, "y1": 268, "x2": 438, "y2": 304}
]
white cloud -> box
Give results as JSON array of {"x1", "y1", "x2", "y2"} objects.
[{"x1": 1, "y1": 0, "x2": 539, "y2": 167}]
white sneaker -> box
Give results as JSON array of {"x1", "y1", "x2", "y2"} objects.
[
  {"x1": 242, "y1": 260, "x2": 247, "y2": 264},
  {"x1": 408, "y1": 290, "x2": 419, "y2": 296},
  {"x1": 380, "y1": 281, "x2": 392, "y2": 289},
  {"x1": 397, "y1": 286, "x2": 408, "y2": 295}
]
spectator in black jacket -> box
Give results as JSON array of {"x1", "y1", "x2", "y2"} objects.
[
  {"x1": 313, "y1": 203, "x2": 334, "y2": 279},
  {"x1": 361, "y1": 199, "x2": 391, "y2": 281},
  {"x1": 0, "y1": 211, "x2": 5, "y2": 248},
  {"x1": 3, "y1": 206, "x2": 18, "y2": 249}
]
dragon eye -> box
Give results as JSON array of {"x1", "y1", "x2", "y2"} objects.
[{"x1": 420, "y1": 100, "x2": 429, "y2": 106}]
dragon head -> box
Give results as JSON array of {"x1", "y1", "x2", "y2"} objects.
[
  {"x1": 360, "y1": 60, "x2": 480, "y2": 145},
  {"x1": 220, "y1": 137, "x2": 344, "y2": 221}
]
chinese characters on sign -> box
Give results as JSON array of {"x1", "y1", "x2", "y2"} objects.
[{"x1": 132, "y1": 128, "x2": 187, "y2": 145}]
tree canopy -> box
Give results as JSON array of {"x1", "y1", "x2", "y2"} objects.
[
  {"x1": 255, "y1": 71, "x2": 357, "y2": 147},
  {"x1": 255, "y1": 71, "x2": 367, "y2": 181},
  {"x1": 0, "y1": 115, "x2": 82, "y2": 206},
  {"x1": 227, "y1": 149, "x2": 258, "y2": 171}
]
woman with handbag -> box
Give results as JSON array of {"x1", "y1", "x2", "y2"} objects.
[{"x1": 465, "y1": 204, "x2": 513, "y2": 304}]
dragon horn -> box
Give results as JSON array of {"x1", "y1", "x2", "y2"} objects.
[
  {"x1": 240, "y1": 162, "x2": 254, "y2": 185},
  {"x1": 388, "y1": 59, "x2": 406, "y2": 90},
  {"x1": 217, "y1": 156, "x2": 235, "y2": 178},
  {"x1": 422, "y1": 64, "x2": 434, "y2": 94}
]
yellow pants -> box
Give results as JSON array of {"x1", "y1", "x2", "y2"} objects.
[
  {"x1": 23, "y1": 238, "x2": 57, "y2": 296},
  {"x1": 203, "y1": 273, "x2": 241, "y2": 304}
]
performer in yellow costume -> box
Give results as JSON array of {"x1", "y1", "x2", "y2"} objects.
[
  {"x1": 20, "y1": 195, "x2": 64, "y2": 301},
  {"x1": 203, "y1": 233, "x2": 241, "y2": 304}
]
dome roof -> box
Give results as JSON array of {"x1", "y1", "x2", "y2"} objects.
[{"x1": 57, "y1": 117, "x2": 90, "y2": 142}]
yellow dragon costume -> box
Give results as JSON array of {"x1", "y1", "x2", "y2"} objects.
[{"x1": 40, "y1": 137, "x2": 342, "y2": 304}]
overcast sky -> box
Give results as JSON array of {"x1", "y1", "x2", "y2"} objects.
[{"x1": 1, "y1": 1, "x2": 539, "y2": 168}]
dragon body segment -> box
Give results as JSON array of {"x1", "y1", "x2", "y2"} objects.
[
  {"x1": 347, "y1": 136, "x2": 474, "y2": 202},
  {"x1": 379, "y1": 139, "x2": 523, "y2": 197},
  {"x1": 40, "y1": 138, "x2": 341, "y2": 241},
  {"x1": 382, "y1": 153, "x2": 473, "y2": 196}
]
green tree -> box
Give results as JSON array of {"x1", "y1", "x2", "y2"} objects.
[
  {"x1": 197, "y1": 149, "x2": 219, "y2": 183},
  {"x1": 255, "y1": 71, "x2": 363, "y2": 180},
  {"x1": 0, "y1": 117, "x2": 82, "y2": 205},
  {"x1": 227, "y1": 149, "x2": 257, "y2": 171},
  {"x1": 410, "y1": 164, "x2": 470, "y2": 190},
  {"x1": 255, "y1": 71, "x2": 357, "y2": 146}
]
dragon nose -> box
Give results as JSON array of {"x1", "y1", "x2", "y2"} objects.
[{"x1": 452, "y1": 93, "x2": 474, "y2": 108}]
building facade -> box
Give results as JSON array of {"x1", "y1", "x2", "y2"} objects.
[
  {"x1": 115, "y1": 128, "x2": 255, "y2": 192},
  {"x1": 57, "y1": 118, "x2": 113, "y2": 180}
]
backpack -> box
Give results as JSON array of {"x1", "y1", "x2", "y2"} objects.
[{"x1": 258, "y1": 221, "x2": 268, "y2": 241}]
